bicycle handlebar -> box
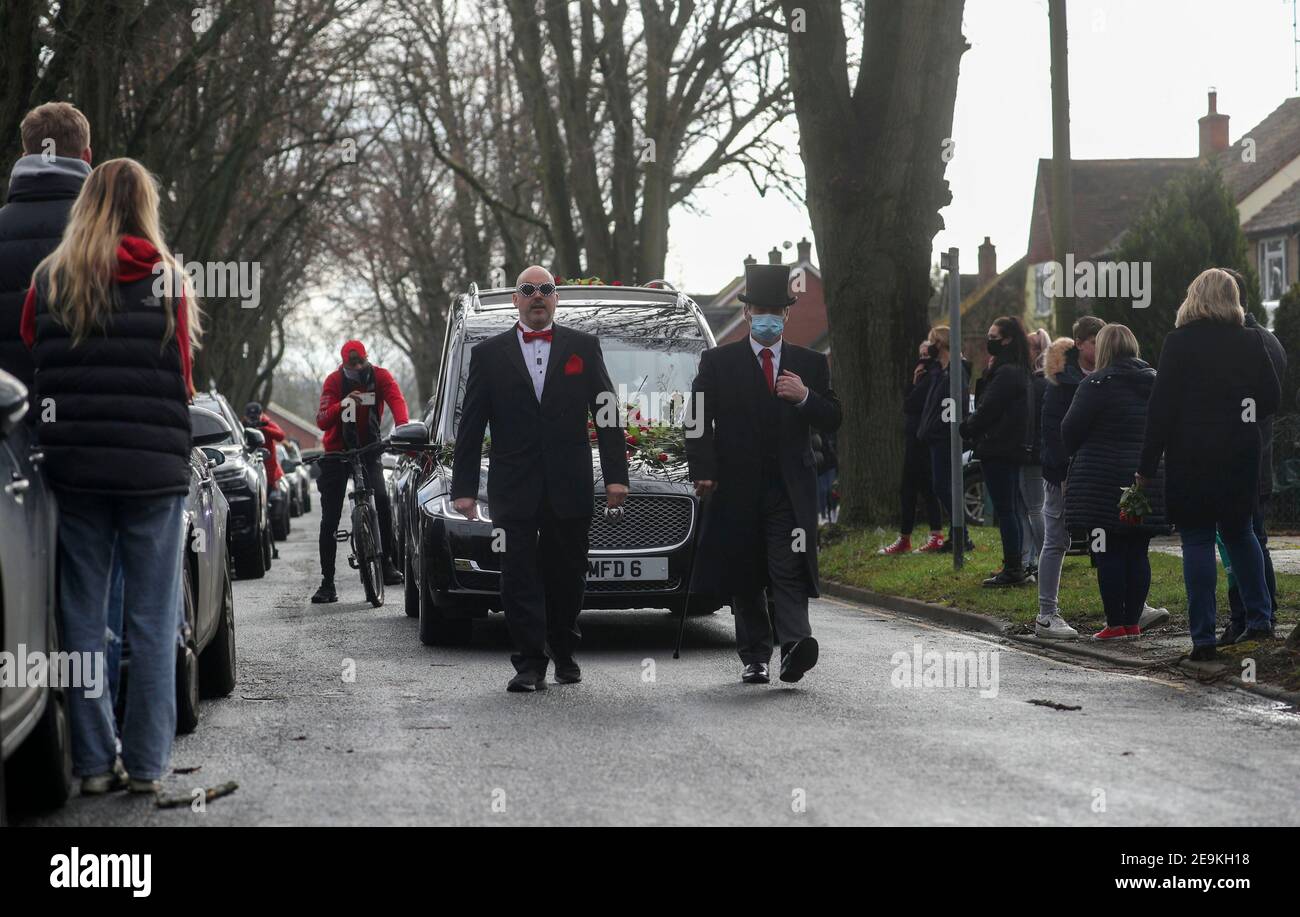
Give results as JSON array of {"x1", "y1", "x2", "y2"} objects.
[{"x1": 303, "y1": 440, "x2": 389, "y2": 464}]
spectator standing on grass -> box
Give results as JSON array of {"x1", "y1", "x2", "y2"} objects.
[
  {"x1": 1061, "y1": 324, "x2": 1169, "y2": 640},
  {"x1": 22, "y1": 157, "x2": 200, "y2": 795},
  {"x1": 916, "y1": 325, "x2": 973, "y2": 553},
  {"x1": 1018, "y1": 327, "x2": 1050, "y2": 575},
  {"x1": 880, "y1": 332, "x2": 945, "y2": 554},
  {"x1": 1138, "y1": 268, "x2": 1281, "y2": 661},
  {"x1": 960, "y1": 316, "x2": 1033, "y2": 587},
  {"x1": 1218, "y1": 268, "x2": 1286, "y2": 645}
]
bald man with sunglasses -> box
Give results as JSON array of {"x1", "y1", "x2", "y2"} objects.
[{"x1": 451, "y1": 266, "x2": 629, "y2": 692}]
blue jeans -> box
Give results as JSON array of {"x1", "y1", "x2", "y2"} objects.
[
  {"x1": 59, "y1": 493, "x2": 186, "y2": 779},
  {"x1": 1227, "y1": 504, "x2": 1277, "y2": 631},
  {"x1": 1180, "y1": 521, "x2": 1272, "y2": 648},
  {"x1": 982, "y1": 459, "x2": 1024, "y2": 570},
  {"x1": 106, "y1": 548, "x2": 125, "y2": 710}
]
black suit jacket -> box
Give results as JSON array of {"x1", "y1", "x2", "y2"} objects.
[
  {"x1": 451, "y1": 323, "x2": 629, "y2": 521},
  {"x1": 686, "y1": 339, "x2": 841, "y2": 596}
]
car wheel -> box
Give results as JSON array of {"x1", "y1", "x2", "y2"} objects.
[
  {"x1": 262, "y1": 522, "x2": 274, "y2": 567},
  {"x1": 199, "y1": 566, "x2": 237, "y2": 698},
  {"x1": 418, "y1": 579, "x2": 472, "y2": 646},
  {"x1": 176, "y1": 565, "x2": 200, "y2": 735},
  {"x1": 964, "y1": 471, "x2": 986, "y2": 527},
  {"x1": 4, "y1": 670, "x2": 73, "y2": 813},
  {"x1": 403, "y1": 546, "x2": 419, "y2": 619},
  {"x1": 232, "y1": 526, "x2": 267, "y2": 580}
]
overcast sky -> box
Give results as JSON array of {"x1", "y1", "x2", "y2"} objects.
[{"x1": 665, "y1": 0, "x2": 1300, "y2": 293}]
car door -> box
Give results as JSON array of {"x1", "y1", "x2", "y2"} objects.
[
  {"x1": 189, "y1": 448, "x2": 221, "y2": 649},
  {"x1": 0, "y1": 425, "x2": 48, "y2": 741}
]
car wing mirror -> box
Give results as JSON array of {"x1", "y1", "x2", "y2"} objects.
[
  {"x1": 390, "y1": 421, "x2": 430, "y2": 447},
  {"x1": 0, "y1": 370, "x2": 29, "y2": 439},
  {"x1": 201, "y1": 447, "x2": 225, "y2": 467},
  {"x1": 244, "y1": 427, "x2": 266, "y2": 450}
]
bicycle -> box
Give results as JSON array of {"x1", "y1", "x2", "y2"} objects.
[{"x1": 305, "y1": 440, "x2": 388, "y2": 607}]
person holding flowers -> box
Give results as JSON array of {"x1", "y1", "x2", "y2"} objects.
[{"x1": 1061, "y1": 323, "x2": 1168, "y2": 640}]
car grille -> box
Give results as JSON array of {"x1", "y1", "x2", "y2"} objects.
[
  {"x1": 589, "y1": 495, "x2": 693, "y2": 552},
  {"x1": 586, "y1": 577, "x2": 681, "y2": 593}
]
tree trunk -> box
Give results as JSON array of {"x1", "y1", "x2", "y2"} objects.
[{"x1": 783, "y1": 0, "x2": 966, "y2": 526}]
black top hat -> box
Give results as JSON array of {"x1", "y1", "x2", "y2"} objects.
[{"x1": 738, "y1": 262, "x2": 797, "y2": 308}]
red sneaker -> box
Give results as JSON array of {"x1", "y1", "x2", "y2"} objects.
[
  {"x1": 915, "y1": 532, "x2": 945, "y2": 553},
  {"x1": 877, "y1": 536, "x2": 911, "y2": 555},
  {"x1": 1124, "y1": 625, "x2": 1141, "y2": 637},
  {"x1": 1092, "y1": 625, "x2": 1131, "y2": 641}
]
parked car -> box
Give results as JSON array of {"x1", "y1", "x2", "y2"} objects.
[
  {"x1": 192, "y1": 391, "x2": 273, "y2": 577},
  {"x1": 0, "y1": 369, "x2": 70, "y2": 815},
  {"x1": 390, "y1": 282, "x2": 721, "y2": 646},
  {"x1": 282, "y1": 440, "x2": 312, "y2": 514},
  {"x1": 117, "y1": 406, "x2": 238, "y2": 735}
]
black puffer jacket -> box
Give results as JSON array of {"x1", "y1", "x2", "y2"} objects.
[
  {"x1": 1040, "y1": 339, "x2": 1086, "y2": 484},
  {"x1": 1062, "y1": 357, "x2": 1168, "y2": 535},
  {"x1": 0, "y1": 155, "x2": 89, "y2": 390},
  {"x1": 916, "y1": 358, "x2": 969, "y2": 445},
  {"x1": 959, "y1": 358, "x2": 1031, "y2": 464}
]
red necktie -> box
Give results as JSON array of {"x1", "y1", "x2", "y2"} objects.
[
  {"x1": 519, "y1": 324, "x2": 553, "y2": 343},
  {"x1": 761, "y1": 348, "x2": 775, "y2": 394}
]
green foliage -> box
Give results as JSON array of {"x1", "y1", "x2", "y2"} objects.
[
  {"x1": 1272, "y1": 283, "x2": 1300, "y2": 414},
  {"x1": 1094, "y1": 165, "x2": 1262, "y2": 363}
]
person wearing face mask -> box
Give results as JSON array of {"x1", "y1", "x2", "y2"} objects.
[
  {"x1": 313, "y1": 339, "x2": 409, "y2": 603},
  {"x1": 687, "y1": 263, "x2": 841, "y2": 686},
  {"x1": 879, "y1": 331, "x2": 945, "y2": 554},
  {"x1": 960, "y1": 316, "x2": 1034, "y2": 586}
]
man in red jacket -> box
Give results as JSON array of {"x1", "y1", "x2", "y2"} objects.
[{"x1": 313, "y1": 339, "x2": 409, "y2": 603}]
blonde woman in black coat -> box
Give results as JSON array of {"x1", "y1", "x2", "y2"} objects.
[
  {"x1": 1062, "y1": 324, "x2": 1168, "y2": 640},
  {"x1": 1137, "y1": 268, "x2": 1281, "y2": 660}
]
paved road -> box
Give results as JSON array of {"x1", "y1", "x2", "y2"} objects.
[{"x1": 21, "y1": 507, "x2": 1300, "y2": 826}]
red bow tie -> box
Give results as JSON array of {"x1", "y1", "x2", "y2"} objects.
[{"x1": 519, "y1": 324, "x2": 553, "y2": 343}]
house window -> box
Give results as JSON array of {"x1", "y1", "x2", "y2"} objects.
[{"x1": 1260, "y1": 237, "x2": 1287, "y2": 321}]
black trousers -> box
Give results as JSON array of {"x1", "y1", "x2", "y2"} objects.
[
  {"x1": 1093, "y1": 531, "x2": 1152, "y2": 628},
  {"x1": 732, "y1": 467, "x2": 813, "y2": 665},
  {"x1": 901, "y1": 434, "x2": 941, "y2": 535},
  {"x1": 317, "y1": 454, "x2": 394, "y2": 580},
  {"x1": 498, "y1": 494, "x2": 591, "y2": 675}
]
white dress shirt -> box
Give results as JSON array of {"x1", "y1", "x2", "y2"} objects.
[
  {"x1": 749, "y1": 336, "x2": 810, "y2": 407},
  {"x1": 517, "y1": 322, "x2": 553, "y2": 401}
]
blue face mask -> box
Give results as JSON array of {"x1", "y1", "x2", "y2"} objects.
[{"x1": 750, "y1": 313, "x2": 784, "y2": 343}]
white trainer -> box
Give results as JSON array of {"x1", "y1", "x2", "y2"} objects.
[
  {"x1": 1035, "y1": 614, "x2": 1079, "y2": 639},
  {"x1": 1138, "y1": 604, "x2": 1170, "y2": 631}
]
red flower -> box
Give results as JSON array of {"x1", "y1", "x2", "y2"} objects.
[
  {"x1": 611, "y1": 280, "x2": 622, "y2": 286},
  {"x1": 626, "y1": 434, "x2": 639, "y2": 446},
  {"x1": 638, "y1": 425, "x2": 648, "y2": 433},
  {"x1": 589, "y1": 431, "x2": 597, "y2": 441},
  {"x1": 657, "y1": 452, "x2": 668, "y2": 462},
  {"x1": 587, "y1": 419, "x2": 594, "y2": 428}
]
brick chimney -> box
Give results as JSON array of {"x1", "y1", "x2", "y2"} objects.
[
  {"x1": 796, "y1": 237, "x2": 812, "y2": 263},
  {"x1": 768, "y1": 246, "x2": 782, "y2": 265},
  {"x1": 1199, "y1": 88, "x2": 1230, "y2": 158},
  {"x1": 978, "y1": 236, "x2": 997, "y2": 285}
]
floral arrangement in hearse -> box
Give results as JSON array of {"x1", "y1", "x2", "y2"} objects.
[{"x1": 589, "y1": 403, "x2": 686, "y2": 468}]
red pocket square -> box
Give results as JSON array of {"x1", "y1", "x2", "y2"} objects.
[{"x1": 564, "y1": 353, "x2": 584, "y2": 375}]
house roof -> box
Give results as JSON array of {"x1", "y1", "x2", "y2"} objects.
[
  {"x1": 1218, "y1": 97, "x2": 1300, "y2": 201},
  {"x1": 267, "y1": 400, "x2": 320, "y2": 433},
  {"x1": 1026, "y1": 158, "x2": 1198, "y2": 264},
  {"x1": 1242, "y1": 174, "x2": 1300, "y2": 235},
  {"x1": 960, "y1": 255, "x2": 1028, "y2": 318}
]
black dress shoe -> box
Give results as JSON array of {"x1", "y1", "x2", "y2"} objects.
[
  {"x1": 779, "y1": 637, "x2": 819, "y2": 683},
  {"x1": 741, "y1": 662, "x2": 769, "y2": 684},
  {"x1": 983, "y1": 568, "x2": 1031, "y2": 587},
  {"x1": 381, "y1": 556, "x2": 403, "y2": 586},
  {"x1": 311, "y1": 580, "x2": 337, "y2": 603},
  {"x1": 1189, "y1": 644, "x2": 1218, "y2": 662},
  {"x1": 507, "y1": 671, "x2": 547, "y2": 693},
  {"x1": 1237, "y1": 627, "x2": 1276, "y2": 643},
  {"x1": 553, "y1": 659, "x2": 582, "y2": 684}
]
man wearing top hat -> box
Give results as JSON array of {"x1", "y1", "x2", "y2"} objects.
[{"x1": 686, "y1": 262, "x2": 842, "y2": 684}]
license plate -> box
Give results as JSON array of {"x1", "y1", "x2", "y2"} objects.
[{"x1": 586, "y1": 557, "x2": 668, "y2": 581}]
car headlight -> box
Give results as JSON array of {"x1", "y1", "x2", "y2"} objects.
[{"x1": 424, "y1": 494, "x2": 492, "y2": 522}]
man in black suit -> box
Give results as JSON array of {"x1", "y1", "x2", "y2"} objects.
[
  {"x1": 687, "y1": 262, "x2": 841, "y2": 685},
  {"x1": 451, "y1": 265, "x2": 629, "y2": 692}
]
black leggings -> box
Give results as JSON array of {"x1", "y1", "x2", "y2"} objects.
[
  {"x1": 901, "y1": 435, "x2": 942, "y2": 534},
  {"x1": 317, "y1": 454, "x2": 394, "y2": 580},
  {"x1": 1093, "y1": 532, "x2": 1152, "y2": 628}
]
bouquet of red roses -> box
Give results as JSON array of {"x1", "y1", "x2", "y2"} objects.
[{"x1": 1117, "y1": 482, "x2": 1152, "y2": 525}]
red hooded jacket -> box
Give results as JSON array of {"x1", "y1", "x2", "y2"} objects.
[{"x1": 252, "y1": 414, "x2": 286, "y2": 485}]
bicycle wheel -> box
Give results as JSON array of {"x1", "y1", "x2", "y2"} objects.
[{"x1": 352, "y1": 502, "x2": 384, "y2": 608}]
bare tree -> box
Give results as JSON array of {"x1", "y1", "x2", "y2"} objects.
[{"x1": 781, "y1": 0, "x2": 967, "y2": 525}]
